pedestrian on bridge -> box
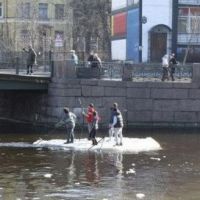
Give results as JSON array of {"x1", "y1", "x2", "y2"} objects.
[
  {"x1": 169, "y1": 53, "x2": 178, "y2": 81},
  {"x1": 23, "y1": 45, "x2": 37, "y2": 75},
  {"x1": 161, "y1": 54, "x2": 169, "y2": 81},
  {"x1": 70, "y1": 50, "x2": 78, "y2": 65}
]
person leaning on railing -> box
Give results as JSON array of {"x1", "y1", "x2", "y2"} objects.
[
  {"x1": 87, "y1": 52, "x2": 102, "y2": 68},
  {"x1": 87, "y1": 52, "x2": 102, "y2": 78}
]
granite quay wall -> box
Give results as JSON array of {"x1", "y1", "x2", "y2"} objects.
[
  {"x1": 44, "y1": 63, "x2": 200, "y2": 128},
  {"x1": 47, "y1": 81, "x2": 199, "y2": 128},
  {"x1": 1, "y1": 62, "x2": 200, "y2": 130}
]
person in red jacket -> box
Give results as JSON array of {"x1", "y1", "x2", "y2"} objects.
[{"x1": 83, "y1": 103, "x2": 95, "y2": 139}]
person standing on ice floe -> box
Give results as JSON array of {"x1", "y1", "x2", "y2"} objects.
[
  {"x1": 109, "y1": 102, "x2": 121, "y2": 141},
  {"x1": 111, "y1": 108, "x2": 124, "y2": 146},
  {"x1": 89, "y1": 111, "x2": 99, "y2": 145},
  {"x1": 108, "y1": 106, "x2": 115, "y2": 141},
  {"x1": 55, "y1": 107, "x2": 77, "y2": 144},
  {"x1": 82, "y1": 103, "x2": 96, "y2": 139}
]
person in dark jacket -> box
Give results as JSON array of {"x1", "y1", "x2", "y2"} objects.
[
  {"x1": 108, "y1": 107, "x2": 115, "y2": 141},
  {"x1": 169, "y1": 53, "x2": 178, "y2": 81},
  {"x1": 108, "y1": 102, "x2": 121, "y2": 141},
  {"x1": 93, "y1": 53, "x2": 102, "y2": 68},
  {"x1": 87, "y1": 52, "x2": 102, "y2": 68},
  {"x1": 23, "y1": 45, "x2": 37, "y2": 75},
  {"x1": 87, "y1": 52, "x2": 95, "y2": 67},
  {"x1": 111, "y1": 108, "x2": 124, "y2": 146}
]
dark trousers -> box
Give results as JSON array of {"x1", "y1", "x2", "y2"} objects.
[
  {"x1": 89, "y1": 128, "x2": 97, "y2": 145},
  {"x1": 169, "y1": 66, "x2": 175, "y2": 81},
  {"x1": 27, "y1": 64, "x2": 33, "y2": 74},
  {"x1": 66, "y1": 125, "x2": 75, "y2": 143}
]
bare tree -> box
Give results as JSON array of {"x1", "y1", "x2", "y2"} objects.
[{"x1": 72, "y1": 0, "x2": 111, "y2": 60}]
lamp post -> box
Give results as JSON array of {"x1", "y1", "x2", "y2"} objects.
[{"x1": 42, "y1": 31, "x2": 47, "y2": 71}]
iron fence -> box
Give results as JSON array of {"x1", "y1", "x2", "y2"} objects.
[
  {"x1": 76, "y1": 61, "x2": 193, "y2": 81},
  {"x1": 0, "y1": 51, "x2": 52, "y2": 76},
  {"x1": 0, "y1": 51, "x2": 193, "y2": 82},
  {"x1": 131, "y1": 64, "x2": 192, "y2": 81}
]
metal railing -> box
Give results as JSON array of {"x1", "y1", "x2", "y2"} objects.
[
  {"x1": 131, "y1": 64, "x2": 192, "y2": 81},
  {"x1": 0, "y1": 51, "x2": 52, "y2": 77},
  {"x1": 0, "y1": 51, "x2": 193, "y2": 82},
  {"x1": 76, "y1": 61, "x2": 193, "y2": 82},
  {"x1": 179, "y1": 0, "x2": 200, "y2": 5}
]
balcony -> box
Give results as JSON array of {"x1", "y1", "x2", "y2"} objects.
[
  {"x1": 179, "y1": 0, "x2": 200, "y2": 5},
  {"x1": 177, "y1": 33, "x2": 200, "y2": 44}
]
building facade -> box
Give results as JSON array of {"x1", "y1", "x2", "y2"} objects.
[
  {"x1": 0, "y1": 0, "x2": 73, "y2": 53},
  {"x1": 176, "y1": 0, "x2": 200, "y2": 63},
  {"x1": 111, "y1": 0, "x2": 200, "y2": 63}
]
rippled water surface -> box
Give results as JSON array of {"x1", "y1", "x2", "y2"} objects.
[{"x1": 0, "y1": 130, "x2": 200, "y2": 200}]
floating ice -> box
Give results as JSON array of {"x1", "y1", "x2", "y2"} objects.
[
  {"x1": 150, "y1": 157, "x2": 161, "y2": 161},
  {"x1": 44, "y1": 174, "x2": 53, "y2": 178},
  {"x1": 126, "y1": 168, "x2": 136, "y2": 174},
  {"x1": 33, "y1": 137, "x2": 161, "y2": 153},
  {"x1": 0, "y1": 137, "x2": 161, "y2": 154},
  {"x1": 136, "y1": 193, "x2": 145, "y2": 199}
]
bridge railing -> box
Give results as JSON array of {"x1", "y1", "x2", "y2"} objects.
[
  {"x1": 0, "y1": 51, "x2": 52, "y2": 76},
  {"x1": 0, "y1": 50, "x2": 193, "y2": 82},
  {"x1": 131, "y1": 63, "x2": 192, "y2": 81},
  {"x1": 76, "y1": 61, "x2": 193, "y2": 81}
]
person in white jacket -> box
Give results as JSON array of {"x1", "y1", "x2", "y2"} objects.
[
  {"x1": 111, "y1": 108, "x2": 124, "y2": 146},
  {"x1": 161, "y1": 54, "x2": 169, "y2": 81}
]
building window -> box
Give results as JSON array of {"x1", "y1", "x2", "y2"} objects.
[
  {"x1": 20, "y1": 3, "x2": 30, "y2": 19},
  {"x1": 55, "y1": 4, "x2": 64, "y2": 19},
  {"x1": 178, "y1": 17, "x2": 188, "y2": 33},
  {"x1": 39, "y1": 3, "x2": 48, "y2": 20},
  {"x1": 20, "y1": 30, "x2": 30, "y2": 44},
  {"x1": 178, "y1": 7, "x2": 200, "y2": 33},
  {"x1": 127, "y1": 0, "x2": 139, "y2": 7},
  {"x1": 0, "y1": 2, "x2": 3, "y2": 18},
  {"x1": 179, "y1": 0, "x2": 200, "y2": 6},
  {"x1": 21, "y1": 30, "x2": 28, "y2": 38}
]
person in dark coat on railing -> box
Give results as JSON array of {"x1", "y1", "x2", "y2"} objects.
[
  {"x1": 23, "y1": 44, "x2": 37, "y2": 75},
  {"x1": 87, "y1": 52, "x2": 102, "y2": 68},
  {"x1": 87, "y1": 52, "x2": 95, "y2": 67},
  {"x1": 93, "y1": 53, "x2": 102, "y2": 68},
  {"x1": 169, "y1": 53, "x2": 178, "y2": 81}
]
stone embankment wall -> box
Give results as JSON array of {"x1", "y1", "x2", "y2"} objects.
[
  {"x1": 46, "y1": 74, "x2": 200, "y2": 128},
  {"x1": 41, "y1": 62, "x2": 200, "y2": 128},
  {"x1": 1, "y1": 63, "x2": 200, "y2": 130}
]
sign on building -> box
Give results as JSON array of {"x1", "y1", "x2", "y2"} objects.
[{"x1": 55, "y1": 32, "x2": 64, "y2": 47}]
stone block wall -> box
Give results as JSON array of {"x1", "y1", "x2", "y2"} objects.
[
  {"x1": 2, "y1": 63, "x2": 200, "y2": 130},
  {"x1": 44, "y1": 77, "x2": 200, "y2": 128}
]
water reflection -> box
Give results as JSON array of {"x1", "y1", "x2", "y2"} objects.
[
  {"x1": 0, "y1": 132, "x2": 200, "y2": 199},
  {"x1": 84, "y1": 152, "x2": 100, "y2": 184}
]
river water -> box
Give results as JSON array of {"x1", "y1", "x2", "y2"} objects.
[{"x1": 0, "y1": 130, "x2": 200, "y2": 200}]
